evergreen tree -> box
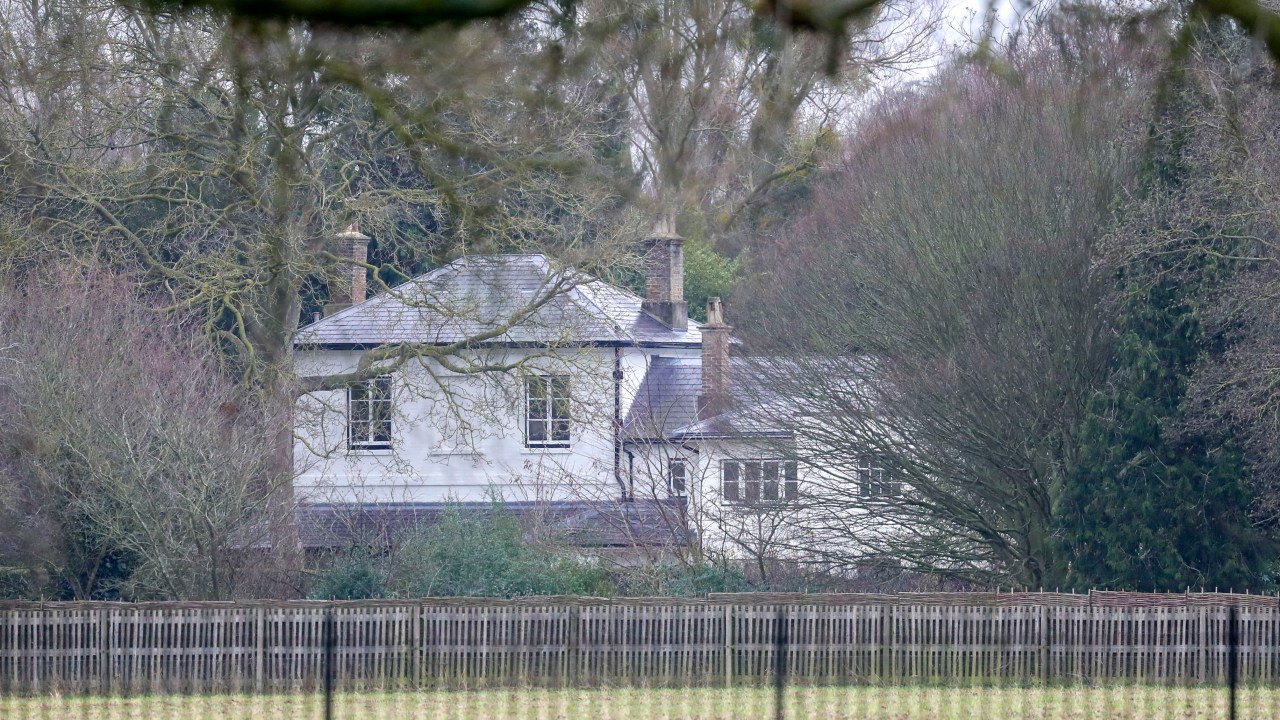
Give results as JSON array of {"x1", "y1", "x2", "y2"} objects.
[
  {"x1": 1059, "y1": 282, "x2": 1265, "y2": 591},
  {"x1": 1057, "y1": 19, "x2": 1272, "y2": 592}
]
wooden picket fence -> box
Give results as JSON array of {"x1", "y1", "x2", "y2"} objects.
[{"x1": 2, "y1": 591, "x2": 1279, "y2": 694}]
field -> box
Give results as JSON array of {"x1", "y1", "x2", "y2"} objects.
[{"x1": 3, "y1": 686, "x2": 1279, "y2": 719}]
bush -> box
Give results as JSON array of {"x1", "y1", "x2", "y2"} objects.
[
  {"x1": 384, "y1": 504, "x2": 613, "y2": 598},
  {"x1": 615, "y1": 561, "x2": 751, "y2": 597},
  {"x1": 309, "y1": 552, "x2": 386, "y2": 600}
]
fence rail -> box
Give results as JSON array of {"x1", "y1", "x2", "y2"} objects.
[{"x1": 2, "y1": 591, "x2": 1278, "y2": 694}]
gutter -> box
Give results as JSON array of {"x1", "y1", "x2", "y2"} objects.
[{"x1": 294, "y1": 339, "x2": 704, "y2": 351}]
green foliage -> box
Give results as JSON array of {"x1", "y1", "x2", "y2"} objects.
[
  {"x1": 681, "y1": 235, "x2": 742, "y2": 323},
  {"x1": 384, "y1": 505, "x2": 613, "y2": 598},
  {"x1": 614, "y1": 561, "x2": 751, "y2": 596},
  {"x1": 1058, "y1": 282, "x2": 1269, "y2": 591},
  {"x1": 1056, "y1": 18, "x2": 1274, "y2": 592},
  {"x1": 309, "y1": 552, "x2": 387, "y2": 600}
]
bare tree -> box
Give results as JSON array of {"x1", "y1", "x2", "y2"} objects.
[
  {"x1": 574, "y1": 0, "x2": 940, "y2": 242},
  {"x1": 735, "y1": 10, "x2": 1161, "y2": 587},
  {"x1": 0, "y1": 0, "x2": 644, "y2": 571},
  {"x1": 0, "y1": 272, "x2": 289, "y2": 599}
]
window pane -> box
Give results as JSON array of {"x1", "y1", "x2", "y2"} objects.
[
  {"x1": 549, "y1": 375, "x2": 569, "y2": 401},
  {"x1": 526, "y1": 376, "x2": 544, "y2": 444},
  {"x1": 526, "y1": 375, "x2": 570, "y2": 446},
  {"x1": 785, "y1": 462, "x2": 799, "y2": 499},
  {"x1": 723, "y1": 462, "x2": 740, "y2": 502},
  {"x1": 670, "y1": 461, "x2": 686, "y2": 495},
  {"x1": 763, "y1": 462, "x2": 779, "y2": 501},
  {"x1": 527, "y1": 376, "x2": 546, "y2": 401},
  {"x1": 371, "y1": 403, "x2": 390, "y2": 438},
  {"x1": 551, "y1": 394, "x2": 571, "y2": 421},
  {"x1": 550, "y1": 376, "x2": 570, "y2": 442},
  {"x1": 349, "y1": 376, "x2": 392, "y2": 448},
  {"x1": 350, "y1": 399, "x2": 368, "y2": 422},
  {"x1": 350, "y1": 382, "x2": 368, "y2": 403},
  {"x1": 528, "y1": 419, "x2": 547, "y2": 443},
  {"x1": 745, "y1": 462, "x2": 761, "y2": 502},
  {"x1": 551, "y1": 418, "x2": 571, "y2": 442}
]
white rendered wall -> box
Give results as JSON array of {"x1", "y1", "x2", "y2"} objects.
[
  {"x1": 293, "y1": 344, "x2": 691, "y2": 505},
  {"x1": 626, "y1": 435, "x2": 857, "y2": 563}
]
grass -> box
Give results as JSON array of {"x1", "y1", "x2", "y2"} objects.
[{"x1": 3, "y1": 685, "x2": 1279, "y2": 719}]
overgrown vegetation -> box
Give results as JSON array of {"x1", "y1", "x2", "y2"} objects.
[
  {"x1": 307, "y1": 505, "x2": 756, "y2": 599},
  {"x1": 737, "y1": 7, "x2": 1280, "y2": 592},
  {"x1": 3, "y1": 0, "x2": 1280, "y2": 600}
]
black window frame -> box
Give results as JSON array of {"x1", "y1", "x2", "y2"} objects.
[
  {"x1": 524, "y1": 374, "x2": 571, "y2": 449},
  {"x1": 348, "y1": 375, "x2": 393, "y2": 451}
]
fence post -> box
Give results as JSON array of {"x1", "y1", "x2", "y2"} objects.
[
  {"x1": 723, "y1": 604, "x2": 733, "y2": 688},
  {"x1": 1089, "y1": 592, "x2": 1099, "y2": 684},
  {"x1": 413, "y1": 602, "x2": 423, "y2": 689},
  {"x1": 1038, "y1": 603, "x2": 1048, "y2": 685},
  {"x1": 323, "y1": 609, "x2": 335, "y2": 720},
  {"x1": 95, "y1": 607, "x2": 106, "y2": 697},
  {"x1": 567, "y1": 603, "x2": 580, "y2": 687},
  {"x1": 255, "y1": 606, "x2": 265, "y2": 693},
  {"x1": 885, "y1": 602, "x2": 895, "y2": 684},
  {"x1": 774, "y1": 607, "x2": 788, "y2": 720},
  {"x1": 1198, "y1": 605, "x2": 1207, "y2": 684},
  {"x1": 1229, "y1": 605, "x2": 1238, "y2": 720}
]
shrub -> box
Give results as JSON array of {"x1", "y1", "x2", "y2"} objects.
[
  {"x1": 309, "y1": 552, "x2": 387, "y2": 600},
  {"x1": 384, "y1": 504, "x2": 613, "y2": 598}
]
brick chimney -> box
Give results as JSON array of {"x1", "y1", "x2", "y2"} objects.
[
  {"x1": 325, "y1": 223, "x2": 371, "y2": 317},
  {"x1": 641, "y1": 221, "x2": 688, "y2": 331},
  {"x1": 698, "y1": 297, "x2": 732, "y2": 420}
]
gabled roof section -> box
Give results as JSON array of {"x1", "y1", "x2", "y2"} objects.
[
  {"x1": 624, "y1": 357, "x2": 702, "y2": 439},
  {"x1": 624, "y1": 356, "x2": 794, "y2": 441},
  {"x1": 295, "y1": 254, "x2": 703, "y2": 348}
]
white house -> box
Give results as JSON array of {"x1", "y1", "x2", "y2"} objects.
[{"x1": 290, "y1": 227, "x2": 843, "y2": 561}]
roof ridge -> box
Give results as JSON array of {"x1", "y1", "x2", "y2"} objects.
[
  {"x1": 295, "y1": 251, "x2": 705, "y2": 348},
  {"x1": 302, "y1": 254, "x2": 553, "y2": 331}
]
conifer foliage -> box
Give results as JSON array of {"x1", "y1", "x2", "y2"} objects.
[{"x1": 1057, "y1": 20, "x2": 1274, "y2": 591}]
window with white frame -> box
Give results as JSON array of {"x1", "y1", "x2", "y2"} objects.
[
  {"x1": 348, "y1": 375, "x2": 392, "y2": 450},
  {"x1": 721, "y1": 459, "x2": 798, "y2": 503},
  {"x1": 857, "y1": 457, "x2": 901, "y2": 498},
  {"x1": 525, "y1": 374, "x2": 570, "y2": 448},
  {"x1": 669, "y1": 459, "x2": 687, "y2": 498}
]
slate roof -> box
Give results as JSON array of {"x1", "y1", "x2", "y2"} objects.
[
  {"x1": 295, "y1": 254, "x2": 703, "y2": 348},
  {"x1": 624, "y1": 357, "x2": 793, "y2": 441},
  {"x1": 295, "y1": 500, "x2": 690, "y2": 550},
  {"x1": 624, "y1": 357, "x2": 702, "y2": 439}
]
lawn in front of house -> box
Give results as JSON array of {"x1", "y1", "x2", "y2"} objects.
[{"x1": 3, "y1": 685, "x2": 1276, "y2": 719}]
